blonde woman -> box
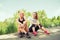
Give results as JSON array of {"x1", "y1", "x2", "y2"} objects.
[{"x1": 17, "y1": 10, "x2": 31, "y2": 38}]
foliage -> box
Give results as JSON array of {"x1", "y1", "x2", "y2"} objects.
[{"x1": 0, "y1": 10, "x2": 60, "y2": 35}]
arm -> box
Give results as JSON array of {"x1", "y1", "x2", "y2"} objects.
[
  {"x1": 37, "y1": 21, "x2": 43, "y2": 28},
  {"x1": 31, "y1": 21, "x2": 37, "y2": 25},
  {"x1": 23, "y1": 17, "x2": 27, "y2": 25},
  {"x1": 31, "y1": 20, "x2": 39, "y2": 25}
]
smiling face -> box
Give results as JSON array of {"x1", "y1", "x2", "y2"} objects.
[
  {"x1": 18, "y1": 10, "x2": 24, "y2": 18},
  {"x1": 32, "y1": 12, "x2": 36, "y2": 18},
  {"x1": 32, "y1": 12, "x2": 38, "y2": 20}
]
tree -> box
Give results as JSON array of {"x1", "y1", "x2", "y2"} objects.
[{"x1": 57, "y1": 16, "x2": 60, "y2": 20}]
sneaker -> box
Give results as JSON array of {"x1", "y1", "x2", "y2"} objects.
[
  {"x1": 19, "y1": 32, "x2": 24, "y2": 38},
  {"x1": 22, "y1": 32, "x2": 25, "y2": 35},
  {"x1": 26, "y1": 32, "x2": 31, "y2": 38},
  {"x1": 44, "y1": 30, "x2": 50, "y2": 35},
  {"x1": 32, "y1": 31, "x2": 37, "y2": 36}
]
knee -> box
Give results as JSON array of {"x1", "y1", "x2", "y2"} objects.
[
  {"x1": 39, "y1": 24, "x2": 42, "y2": 28},
  {"x1": 23, "y1": 21, "x2": 27, "y2": 25},
  {"x1": 32, "y1": 24, "x2": 35, "y2": 27}
]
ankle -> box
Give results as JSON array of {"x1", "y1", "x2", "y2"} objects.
[
  {"x1": 33, "y1": 31, "x2": 37, "y2": 33},
  {"x1": 44, "y1": 30, "x2": 50, "y2": 34}
]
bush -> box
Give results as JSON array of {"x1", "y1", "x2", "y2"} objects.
[
  {"x1": 0, "y1": 10, "x2": 60, "y2": 35},
  {"x1": 5, "y1": 23, "x2": 17, "y2": 34},
  {"x1": 0, "y1": 28, "x2": 4, "y2": 35}
]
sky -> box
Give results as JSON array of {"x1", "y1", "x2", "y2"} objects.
[{"x1": 0, "y1": 0, "x2": 60, "y2": 21}]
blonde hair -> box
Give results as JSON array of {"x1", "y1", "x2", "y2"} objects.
[{"x1": 18, "y1": 10, "x2": 24, "y2": 14}]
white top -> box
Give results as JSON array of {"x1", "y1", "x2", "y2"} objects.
[
  {"x1": 28, "y1": 16, "x2": 37, "y2": 23},
  {"x1": 28, "y1": 16, "x2": 38, "y2": 28}
]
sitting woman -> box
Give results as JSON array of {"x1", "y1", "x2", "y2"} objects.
[
  {"x1": 29, "y1": 12, "x2": 50, "y2": 36},
  {"x1": 17, "y1": 10, "x2": 31, "y2": 38}
]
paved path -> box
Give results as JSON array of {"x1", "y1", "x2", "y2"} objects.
[
  {"x1": 0, "y1": 27, "x2": 60, "y2": 40},
  {"x1": 0, "y1": 32, "x2": 60, "y2": 40}
]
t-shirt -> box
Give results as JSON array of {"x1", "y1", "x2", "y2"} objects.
[
  {"x1": 28, "y1": 16, "x2": 37, "y2": 23},
  {"x1": 28, "y1": 16, "x2": 38, "y2": 28}
]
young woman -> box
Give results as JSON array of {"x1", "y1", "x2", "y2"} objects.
[
  {"x1": 17, "y1": 10, "x2": 31, "y2": 38},
  {"x1": 29, "y1": 12, "x2": 50, "y2": 36}
]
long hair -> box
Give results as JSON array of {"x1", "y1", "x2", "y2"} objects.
[{"x1": 33, "y1": 12, "x2": 38, "y2": 20}]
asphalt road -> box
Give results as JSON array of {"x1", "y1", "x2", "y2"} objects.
[{"x1": 0, "y1": 31, "x2": 60, "y2": 40}]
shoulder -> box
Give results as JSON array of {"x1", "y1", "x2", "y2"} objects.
[{"x1": 24, "y1": 17, "x2": 26, "y2": 20}]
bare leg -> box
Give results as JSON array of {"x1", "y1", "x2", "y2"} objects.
[
  {"x1": 18, "y1": 24, "x2": 27, "y2": 34},
  {"x1": 18, "y1": 24, "x2": 21, "y2": 34},
  {"x1": 21, "y1": 28, "x2": 27, "y2": 34},
  {"x1": 23, "y1": 21, "x2": 29, "y2": 32},
  {"x1": 41, "y1": 27, "x2": 50, "y2": 34},
  {"x1": 38, "y1": 24, "x2": 50, "y2": 34},
  {"x1": 32, "y1": 27, "x2": 37, "y2": 36},
  {"x1": 32, "y1": 27, "x2": 35, "y2": 32},
  {"x1": 23, "y1": 23, "x2": 31, "y2": 38},
  {"x1": 41, "y1": 27, "x2": 47, "y2": 31}
]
